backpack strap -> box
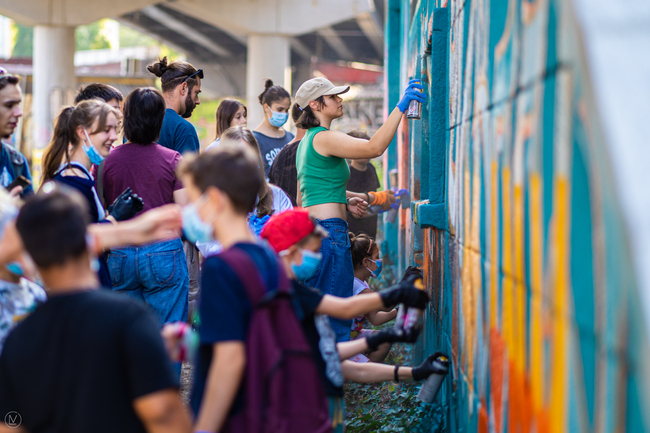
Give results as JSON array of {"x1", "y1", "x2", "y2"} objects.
[
  {"x1": 96, "y1": 159, "x2": 106, "y2": 208},
  {"x1": 218, "y1": 245, "x2": 291, "y2": 307},
  {"x1": 218, "y1": 247, "x2": 270, "y2": 306}
]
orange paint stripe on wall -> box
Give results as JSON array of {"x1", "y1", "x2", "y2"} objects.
[
  {"x1": 529, "y1": 173, "x2": 544, "y2": 415},
  {"x1": 514, "y1": 184, "x2": 526, "y2": 372},
  {"x1": 462, "y1": 169, "x2": 475, "y2": 385},
  {"x1": 549, "y1": 177, "x2": 569, "y2": 432},
  {"x1": 490, "y1": 161, "x2": 499, "y2": 329},
  {"x1": 478, "y1": 400, "x2": 489, "y2": 433},
  {"x1": 502, "y1": 168, "x2": 514, "y2": 351},
  {"x1": 509, "y1": 182, "x2": 531, "y2": 433},
  {"x1": 490, "y1": 329, "x2": 506, "y2": 433},
  {"x1": 508, "y1": 361, "x2": 523, "y2": 432}
]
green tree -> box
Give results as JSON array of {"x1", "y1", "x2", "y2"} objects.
[
  {"x1": 119, "y1": 24, "x2": 157, "y2": 47},
  {"x1": 75, "y1": 20, "x2": 110, "y2": 51},
  {"x1": 11, "y1": 23, "x2": 33, "y2": 57}
]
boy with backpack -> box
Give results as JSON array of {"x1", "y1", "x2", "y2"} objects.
[
  {"x1": 180, "y1": 146, "x2": 438, "y2": 432},
  {"x1": 180, "y1": 146, "x2": 331, "y2": 433}
]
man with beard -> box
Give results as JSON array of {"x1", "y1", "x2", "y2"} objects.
[
  {"x1": 147, "y1": 58, "x2": 202, "y2": 327},
  {"x1": 0, "y1": 68, "x2": 33, "y2": 199},
  {"x1": 147, "y1": 57, "x2": 202, "y2": 155}
]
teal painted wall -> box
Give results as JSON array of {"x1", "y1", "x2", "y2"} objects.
[{"x1": 388, "y1": 0, "x2": 650, "y2": 431}]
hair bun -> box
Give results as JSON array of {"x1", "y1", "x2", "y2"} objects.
[
  {"x1": 147, "y1": 57, "x2": 169, "y2": 78},
  {"x1": 348, "y1": 231, "x2": 356, "y2": 243},
  {"x1": 258, "y1": 78, "x2": 275, "y2": 105}
]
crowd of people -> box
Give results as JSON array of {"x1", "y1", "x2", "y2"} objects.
[{"x1": 0, "y1": 58, "x2": 441, "y2": 433}]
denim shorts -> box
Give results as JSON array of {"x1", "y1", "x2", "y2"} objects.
[
  {"x1": 306, "y1": 218, "x2": 354, "y2": 342},
  {"x1": 107, "y1": 238, "x2": 189, "y2": 326}
]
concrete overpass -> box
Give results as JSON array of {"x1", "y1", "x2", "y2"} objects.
[{"x1": 0, "y1": 0, "x2": 385, "y2": 152}]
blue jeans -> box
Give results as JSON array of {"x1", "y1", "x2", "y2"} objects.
[
  {"x1": 107, "y1": 238, "x2": 189, "y2": 326},
  {"x1": 306, "y1": 218, "x2": 354, "y2": 342}
]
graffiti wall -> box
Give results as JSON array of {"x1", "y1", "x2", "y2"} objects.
[{"x1": 388, "y1": 0, "x2": 650, "y2": 431}]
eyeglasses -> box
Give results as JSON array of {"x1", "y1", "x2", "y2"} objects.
[{"x1": 182, "y1": 69, "x2": 204, "y2": 83}]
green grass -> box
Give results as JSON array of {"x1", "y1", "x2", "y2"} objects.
[
  {"x1": 344, "y1": 341, "x2": 447, "y2": 432},
  {"x1": 344, "y1": 277, "x2": 447, "y2": 432}
]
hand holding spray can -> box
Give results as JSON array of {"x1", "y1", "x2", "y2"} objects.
[
  {"x1": 394, "y1": 276, "x2": 426, "y2": 335},
  {"x1": 402, "y1": 277, "x2": 426, "y2": 332},
  {"x1": 407, "y1": 55, "x2": 423, "y2": 119},
  {"x1": 385, "y1": 169, "x2": 400, "y2": 223},
  {"x1": 417, "y1": 353, "x2": 450, "y2": 403}
]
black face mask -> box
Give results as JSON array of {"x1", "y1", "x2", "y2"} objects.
[{"x1": 182, "y1": 91, "x2": 196, "y2": 119}]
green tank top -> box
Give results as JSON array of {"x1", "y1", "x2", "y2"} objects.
[{"x1": 296, "y1": 126, "x2": 350, "y2": 207}]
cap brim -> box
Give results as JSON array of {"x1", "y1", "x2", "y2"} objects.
[{"x1": 323, "y1": 85, "x2": 350, "y2": 96}]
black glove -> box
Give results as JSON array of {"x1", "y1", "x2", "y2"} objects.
[
  {"x1": 380, "y1": 275, "x2": 429, "y2": 309},
  {"x1": 401, "y1": 266, "x2": 423, "y2": 282},
  {"x1": 412, "y1": 352, "x2": 449, "y2": 380},
  {"x1": 107, "y1": 187, "x2": 145, "y2": 221},
  {"x1": 366, "y1": 327, "x2": 421, "y2": 351}
]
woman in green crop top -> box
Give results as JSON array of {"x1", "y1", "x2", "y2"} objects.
[{"x1": 293, "y1": 76, "x2": 425, "y2": 345}]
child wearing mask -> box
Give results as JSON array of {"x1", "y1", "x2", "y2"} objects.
[
  {"x1": 180, "y1": 146, "x2": 315, "y2": 433},
  {"x1": 348, "y1": 233, "x2": 424, "y2": 363},
  {"x1": 261, "y1": 209, "x2": 446, "y2": 432},
  {"x1": 253, "y1": 79, "x2": 294, "y2": 174}
]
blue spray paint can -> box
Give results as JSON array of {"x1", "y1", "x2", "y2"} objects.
[
  {"x1": 417, "y1": 354, "x2": 450, "y2": 403},
  {"x1": 407, "y1": 56, "x2": 423, "y2": 119}
]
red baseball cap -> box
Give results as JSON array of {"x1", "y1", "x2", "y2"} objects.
[{"x1": 260, "y1": 209, "x2": 328, "y2": 253}]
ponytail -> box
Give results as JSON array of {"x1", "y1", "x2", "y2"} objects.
[
  {"x1": 41, "y1": 106, "x2": 74, "y2": 184},
  {"x1": 295, "y1": 96, "x2": 325, "y2": 129},
  {"x1": 350, "y1": 232, "x2": 377, "y2": 269},
  {"x1": 41, "y1": 100, "x2": 119, "y2": 185}
]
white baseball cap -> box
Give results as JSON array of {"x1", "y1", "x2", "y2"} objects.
[{"x1": 294, "y1": 77, "x2": 350, "y2": 109}]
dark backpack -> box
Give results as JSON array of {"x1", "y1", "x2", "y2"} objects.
[{"x1": 218, "y1": 246, "x2": 332, "y2": 433}]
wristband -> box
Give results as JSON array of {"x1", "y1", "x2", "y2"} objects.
[{"x1": 394, "y1": 365, "x2": 400, "y2": 383}]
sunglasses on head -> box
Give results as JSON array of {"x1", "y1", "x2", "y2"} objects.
[
  {"x1": 0, "y1": 67, "x2": 8, "y2": 78},
  {"x1": 182, "y1": 69, "x2": 204, "y2": 83}
]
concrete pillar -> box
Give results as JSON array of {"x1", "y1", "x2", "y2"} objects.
[
  {"x1": 246, "y1": 34, "x2": 291, "y2": 128},
  {"x1": 32, "y1": 25, "x2": 76, "y2": 183}
]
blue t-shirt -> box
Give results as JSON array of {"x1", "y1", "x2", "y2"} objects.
[
  {"x1": 190, "y1": 242, "x2": 278, "y2": 416},
  {"x1": 0, "y1": 143, "x2": 34, "y2": 197},
  {"x1": 158, "y1": 109, "x2": 200, "y2": 155},
  {"x1": 253, "y1": 130, "x2": 295, "y2": 175}
]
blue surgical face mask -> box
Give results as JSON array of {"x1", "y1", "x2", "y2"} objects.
[
  {"x1": 182, "y1": 197, "x2": 214, "y2": 243},
  {"x1": 83, "y1": 129, "x2": 105, "y2": 165},
  {"x1": 366, "y1": 258, "x2": 383, "y2": 278},
  {"x1": 6, "y1": 262, "x2": 23, "y2": 277},
  {"x1": 267, "y1": 110, "x2": 289, "y2": 128},
  {"x1": 291, "y1": 249, "x2": 322, "y2": 281}
]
